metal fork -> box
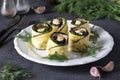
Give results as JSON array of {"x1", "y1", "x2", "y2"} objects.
[{"x1": 0, "y1": 15, "x2": 30, "y2": 46}]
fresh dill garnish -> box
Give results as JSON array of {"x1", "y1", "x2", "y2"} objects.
[
  {"x1": 83, "y1": 45, "x2": 102, "y2": 57},
  {"x1": 15, "y1": 31, "x2": 31, "y2": 42},
  {"x1": 0, "y1": 64, "x2": 32, "y2": 80},
  {"x1": 54, "y1": 0, "x2": 120, "y2": 21},
  {"x1": 90, "y1": 26, "x2": 99, "y2": 43},
  {"x1": 45, "y1": 52, "x2": 68, "y2": 62}
]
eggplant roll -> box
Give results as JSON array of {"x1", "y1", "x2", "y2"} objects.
[
  {"x1": 50, "y1": 17, "x2": 68, "y2": 33},
  {"x1": 68, "y1": 27, "x2": 89, "y2": 52},
  {"x1": 46, "y1": 32, "x2": 68, "y2": 56},
  {"x1": 31, "y1": 22, "x2": 52, "y2": 50},
  {"x1": 71, "y1": 18, "x2": 90, "y2": 34}
]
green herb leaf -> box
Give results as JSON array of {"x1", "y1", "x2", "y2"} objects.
[
  {"x1": 83, "y1": 45, "x2": 102, "y2": 57},
  {"x1": 45, "y1": 52, "x2": 68, "y2": 62},
  {"x1": 54, "y1": 0, "x2": 120, "y2": 21},
  {"x1": 15, "y1": 31, "x2": 31, "y2": 42},
  {"x1": 0, "y1": 64, "x2": 32, "y2": 80},
  {"x1": 90, "y1": 28, "x2": 99, "y2": 43}
]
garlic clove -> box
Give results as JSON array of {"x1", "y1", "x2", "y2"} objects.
[
  {"x1": 34, "y1": 6, "x2": 46, "y2": 14},
  {"x1": 90, "y1": 67, "x2": 101, "y2": 78},
  {"x1": 102, "y1": 61, "x2": 114, "y2": 72}
]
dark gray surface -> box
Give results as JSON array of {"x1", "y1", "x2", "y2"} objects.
[
  {"x1": 29, "y1": 0, "x2": 47, "y2": 7},
  {"x1": 0, "y1": 1, "x2": 120, "y2": 80}
]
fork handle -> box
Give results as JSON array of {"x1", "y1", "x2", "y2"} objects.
[
  {"x1": 0, "y1": 29, "x2": 16, "y2": 43},
  {"x1": 0, "y1": 15, "x2": 21, "y2": 37},
  {"x1": 0, "y1": 14, "x2": 31, "y2": 47}
]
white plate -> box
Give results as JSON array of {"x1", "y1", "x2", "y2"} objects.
[{"x1": 14, "y1": 20, "x2": 114, "y2": 66}]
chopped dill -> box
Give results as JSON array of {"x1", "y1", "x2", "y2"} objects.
[
  {"x1": 45, "y1": 52, "x2": 68, "y2": 62},
  {"x1": 83, "y1": 45, "x2": 102, "y2": 57},
  {"x1": 15, "y1": 31, "x2": 31, "y2": 42},
  {"x1": 0, "y1": 64, "x2": 32, "y2": 80},
  {"x1": 90, "y1": 26, "x2": 99, "y2": 43}
]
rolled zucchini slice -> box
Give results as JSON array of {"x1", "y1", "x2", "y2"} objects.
[
  {"x1": 68, "y1": 27, "x2": 89, "y2": 52},
  {"x1": 31, "y1": 22, "x2": 52, "y2": 50},
  {"x1": 46, "y1": 32, "x2": 68, "y2": 56},
  {"x1": 50, "y1": 17, "x2": 68, "y2": 33},
  {"x1": 71, "y1": 18, "x2": 90, "y2": 34}
]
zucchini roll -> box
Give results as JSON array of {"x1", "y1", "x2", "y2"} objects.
[
  {"x1": 46, "y1": 32, "x2": 68, "y2": 56},
  {"x1": 71, "y1": 18, "x2": 90, "y2": 34},
  {"x1": 69, "y1": 27, "x2": 89, "y2": 52},
  {"x1": 50, "y1": 17, "x2": 68, "y2": 33},
  {"x1": 31, "y1": 22, "x2": 52, "y2": 50}
]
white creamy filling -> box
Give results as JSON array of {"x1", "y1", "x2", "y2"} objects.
[
  {"x1": 57, "y1": 34, "x2": 64, "y2": 41},
  {"x1": 56, "y1": 34, "x2": 67, "y2": 42},
  {"x1": 80, "y1": 19, "x2": 86, "y2": 22},
  {"x1": 37, "y1": 28, "x2": 45, "y2": 32},
  {"x1": 75, "y1": 18, "x2": 86, "y2": 25},
  {"x1": 75, "y1": 20, "x2": 81, "y2": 25},
  {"x1": 53, "y1": 19, "x2": 60, "y2": 25},
  {"x1": 75, "y1": 28, "x2": 86, "y2": 35},
  {"x1": 42, "y1": 23, "x2": 48, "y2": 26}
]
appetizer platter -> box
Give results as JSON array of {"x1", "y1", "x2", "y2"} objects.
[{"x1": 14, "y1": 18, "x2": 114, "y2": 66}]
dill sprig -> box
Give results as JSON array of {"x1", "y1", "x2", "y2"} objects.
[
  {"x1": 15, "y1": 31, "x2": 31, "y2": 42},
  {"x1": 83, "y1": 45, "x2": 102, "y2": 57},
  {"x1": 0, "y1": 64, "x2": 32, "y2": 80},
  {"x1": 45, "y1": 52, "x2": 68, "y2": 62},
  {"x1": 90, "y1": 26, "x2": 99, "y2": 43},
  {"x1": 54, "y1": 0, "x2": 120, "y2": 21}
]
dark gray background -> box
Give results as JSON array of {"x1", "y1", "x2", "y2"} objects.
[{"x1": 0, "y1": 0, "x2": 120, "y2": 80}]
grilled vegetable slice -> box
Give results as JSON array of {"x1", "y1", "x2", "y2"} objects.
[
  {"x1": 71, "y1": 18, "x2": 90, "y2": 34},
  {"x1": 69, "y1": 27, "x2": 90, "y2": 52},
  {"x1": 31, "y1": 22, "x2": 52, "y2": 49},
  {"x1": 50, "y1": 17, "x2": 68, "y2": 33},
  {"x1": 46, "y1": 32, "x2": 68, "y2": 56}
]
